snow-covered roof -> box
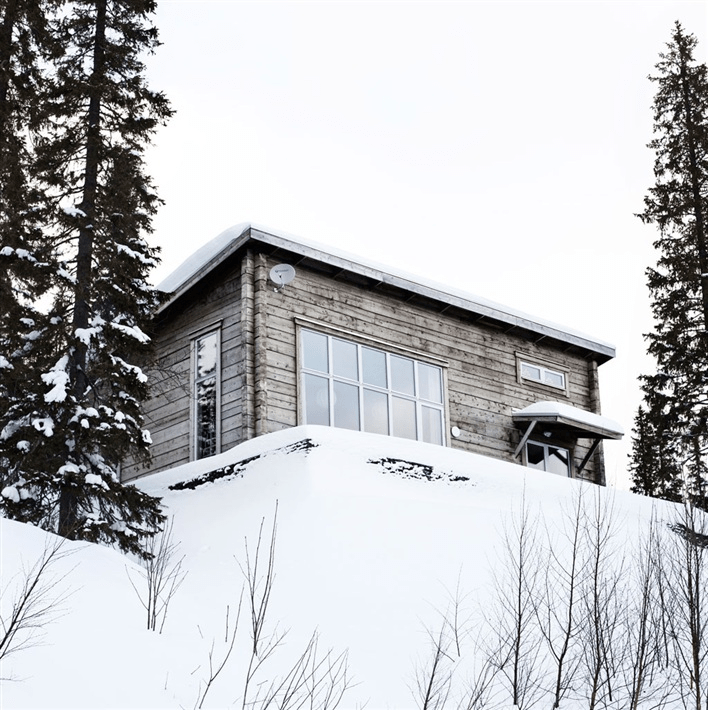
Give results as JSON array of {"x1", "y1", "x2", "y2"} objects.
[
  {"x1": 512, "y1": 401, "x2": 624, "y2": 439},
  {"x1": 158, "y1": 223, "x2": 616, "y2": 363}
]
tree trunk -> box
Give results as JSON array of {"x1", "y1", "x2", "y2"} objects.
[
  {"x1": 0, "y1": 0, "x2": 18, "y2": 110},
  {"x1": 59, "y1": 0, "x2": 107, "y2": 539}
]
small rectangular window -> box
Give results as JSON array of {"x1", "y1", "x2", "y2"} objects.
[
  {"x1": 526, "y1": 441, "x2": 570, "y2": 477},
  {"x1": 392, "y1": 396, "x2": 417, "y2": 439},
  {"x1": 520, "y1": 360, "x2": 566, "y2": 391}
]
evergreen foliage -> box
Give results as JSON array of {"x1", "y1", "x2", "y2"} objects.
[
  {"x1": 632, "y1": 22, "x2": 708, "y2": 501},
  {"x1": 0, "y1": 0, "x2": 172, "y2": 556},
  {"x1": 629, "y1": 406, "x2": 682, "y2": 501}
]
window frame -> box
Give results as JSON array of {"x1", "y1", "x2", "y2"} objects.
[
  {"x1": 516, "y1": 353, "x2": 569, "y2": 394},
  {"x1": 524, "y1": 439, "x2": 572, "y2": 477},
  {"x1": 190, "y1": 326, "x2": 221, "y2": 461},
  {"x1": 297, "y1": 326, "x2": 448, "y2": 446}
]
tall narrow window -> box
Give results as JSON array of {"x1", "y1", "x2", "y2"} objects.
[
  {"x1": 300, "y1": 328, "x2": 446, "y2": 445},
  {"x1": 194, "y1": 331, "x2": 219, "y2": 459}
]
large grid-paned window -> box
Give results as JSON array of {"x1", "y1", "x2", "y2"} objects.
[
  {"x1": 300, "y1": 329, "x2": 445, "y2": 445},
  {"x1": 194, "y1": 331, "x2": 219, "y2": 459},
  {"x1": 526, "y1": 440, "x2": 570, "y2": 477}
]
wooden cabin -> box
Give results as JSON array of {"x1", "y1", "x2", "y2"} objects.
[{"x1": 122, "y1": 223, "x2": 623, "y2": 483}]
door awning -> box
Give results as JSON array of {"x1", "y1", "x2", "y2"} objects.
[{"x1": 512, "y1": 401, "x2": 624, "y2": 440}]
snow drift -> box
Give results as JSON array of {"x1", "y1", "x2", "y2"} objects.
[{"x1": 1, "y1": 426, "x2": 675, "y2": 709}]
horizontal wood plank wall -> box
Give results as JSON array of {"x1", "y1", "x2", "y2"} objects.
[
  {"x1": 125, "y1": 246, "x2": 610, "y2": 484},
  {"x1": 258, "y1": 252, "x2": 606, "y2": 483},
  {"x1": 122, "y1": 262, "x2": 244, "y2": 481}
]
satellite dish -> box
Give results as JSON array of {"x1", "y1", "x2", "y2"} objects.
[{"x1": 269, "y1": 264, "x2": 296, "y2": 289}]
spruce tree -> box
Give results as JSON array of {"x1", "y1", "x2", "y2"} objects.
[
  {"x1": 629, "y1": 406, "x2": 683, "y2": 501},
  {"x1": 0, "y1": 0, "x2": 172, "y2": 556},
  {"x1": 0, "y1": 1, "x2": 64, "y2": 525},
  {"x1": 631, "y1": 22, "x2": 708, "y2": 501}
]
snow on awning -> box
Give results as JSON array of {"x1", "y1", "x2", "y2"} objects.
[{"x1": 512, "y1": 401, "x2": 624, "y2": 440}]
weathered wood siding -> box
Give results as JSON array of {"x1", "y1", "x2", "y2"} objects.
[
  {"x1": 124, "y1": 244, "x2": 608, "y2": 484},
  {"x1": 123, "y1": 261, "x2": 245, "y2": 480},
  {"x1": 252, "y1": 251, "x2": 605, "y2": 482}
]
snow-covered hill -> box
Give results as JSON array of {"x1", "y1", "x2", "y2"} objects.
[{"x1": 0, "y1": 427, "x2": 674, "y2": 709}]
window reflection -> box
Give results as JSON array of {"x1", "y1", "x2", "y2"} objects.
[
  {"x1": 304, "y1": 373, "x2": 330, "y2": 425},
  {"x1": 332, "y1": 338, "x2": 358, "y2": 380},
  {"x1": 526, "y1": 441, "x2": 570, "y2": 476},
  {"x1": 302, "y1": 330, "x2": 329, "y2": 373},
  {"x1": 421, "y1": 406, "x2": 443, "y2": 445},
  {"x1": 362, "y1": 347, "x2": 387, "y2": 388},
  {"x1": 196, "y1": 377, "x2": 217, "y2": 459},
  {"x1": 418, "y1": 363, "x2": 443, "y2": 403},
  {"x1": 392, "y1": 397, "x2": 416, "y2": 440},
  {"x1": 363, "y1": 389, "x2": 389, "y2": 435},
  {"x1": 195, "y1": 332, "x2": 219, "y2": 459},
  {"x1": 526, "y1": 442, "x2": 546, "y2": 469},
  {"x1": 334, "y1": 381, "x2": 360, "y2": 430},
  {"x1": 547, "y1": 446, "x2": 570, "y2": 476},
  {"x1": 197, "y1": 332, "x2": 217, "y2": 379},
  {"x1": 391, "y1": 356, "x2": 415, "y2": 396}
]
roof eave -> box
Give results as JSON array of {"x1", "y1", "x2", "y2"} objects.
[{"x1": 156, "y1": 225, "x2": 616, "y2": 363}]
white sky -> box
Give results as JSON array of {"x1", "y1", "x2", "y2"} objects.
[{"x1": 143, "y1": 0, "x2": 708, "y2": 489}]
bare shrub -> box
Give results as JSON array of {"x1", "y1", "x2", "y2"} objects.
[
  {"x1": 488, "y1": 489, "x2": 544, "y2": 709},
  {"x1": 127, "y1": 516, "x2": 187, "y2": 633},
  {"x1": 532, "y1": 485, "x2": 587, "y2": 708},
  {"x1": 577, "y1": 488, "x2": 625, "y2": 709},
  {"x1": 413, "y1": 575, "x2": 502, "y2": 710},
  {"x1": 192, "y1": 504, "x2": 351, "y2": 710},
  {"x1": 194, "y1": 597, "x2": 242, "y2": 709},
  {"x1": 413, "y1": 618, "x2": 457, "y2": 710},
  {"x1": 616, "y1": 508, "x2": 676, "y2": 709},
  {"x1": 0, "y1": 534, "x2": 74, "y2": 678},
  {"x1": 661, "y1": 501, "x2": 708, "y2": 710}
]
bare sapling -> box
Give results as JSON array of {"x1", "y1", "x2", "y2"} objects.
[
  {"x1": 652, "y1": 520, "x2": 677, "y2": 675},
  {"x1": 457, "y1": 628, "x2": 500, "y2": 710},
  {"x1": 662, "y1": 500, "x2": 708, "y2": 710},
  {"x1": 239, "y1": 504, "x2": 288, "y2": 707},
  {"x1": 126, "y1": 516, "x2": 187, "y2": 633},
  {"x1": 253, "y1": 631, "x2": 351, "y2": 710},
  {"x1": 579, "y1": 488, "x2": 624, "y2": 710},
  {"x1": 489, "y1": 488, "x2": 544, "y2": 709},
  {"x1": 192, "y1": 503, "x2": 351, "y2": 710},
  {"x1": 533, "y1": 484, "x2": 587, "y2": 709},
  {"x1": 0, "y1": 534, "x2": 74, "y2": 679},
  {"x1": 414, "y1": 619, "x2": 456, "y2": 710},
  {"x1": 619, "y1": 508, "x2": 675, "y2": 710},
  {"x1": 194, "y1": 595, "x2": 243, "y2": 709},
  {"x1": 413, "y1": 575, "x2": 468, "y2": 710}
]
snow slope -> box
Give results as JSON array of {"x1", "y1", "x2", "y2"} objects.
[{"x1": 1, "y1": 426, "x2": 670, "y2": 710}]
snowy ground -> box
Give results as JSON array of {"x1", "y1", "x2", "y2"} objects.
[{"x1": 1, "y1": 426, "x2": 673, "y2": 709}]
